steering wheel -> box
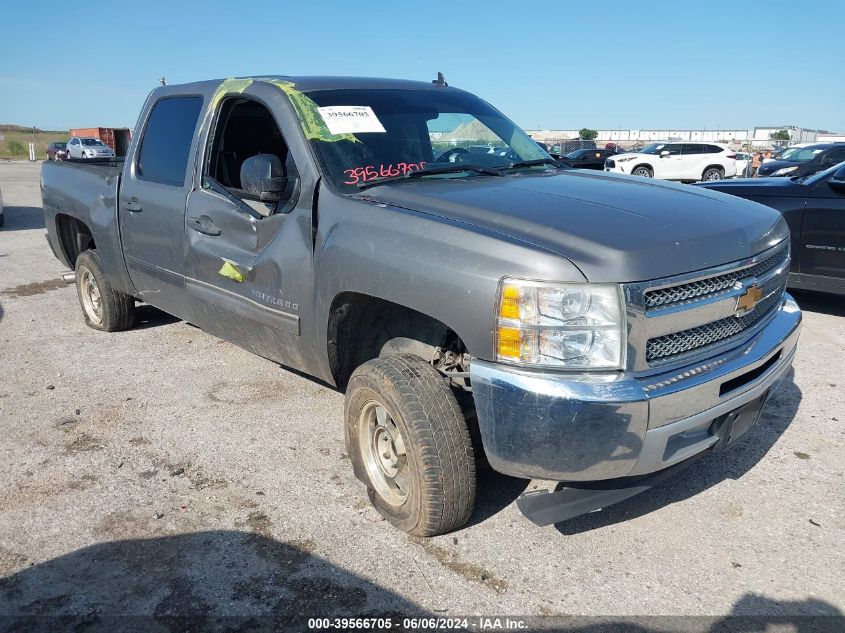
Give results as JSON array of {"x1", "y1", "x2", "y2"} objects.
[{"x1": 435, "y1": 147, "x2": 469, "y2": 163}]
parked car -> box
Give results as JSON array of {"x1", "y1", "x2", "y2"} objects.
[
  {"x1": 757, "y1": 143, "x2": 845, "y2": 178},
  {"x1": 549, "y1": 139, "x2": 597, "y2": 155},
  {"x1": 46, "y1": 141, "x2": 68, "y2": 161},
  {"x1": 66, "y1": 137, "x2": 116, "y2": 159},
  {"x1": 734, "y1": 152, "x2": 752, "y2": 178},
  {"x1": 41, "y1": 75, "x2": 800, "y2": 535},
  {"x1": 560, "y1": 147, "x2": 618, "y2": 170},
  {"x1": 697, "y1": 161, "x2": 845, "y2": 295},
  {"x1": 604, "y1": 142, "x2": 737, "y2": 181}
]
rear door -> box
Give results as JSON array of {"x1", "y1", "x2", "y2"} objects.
[
  {"x1": 118, "y1": 94, "x2": 204, "y2": 320},
  {"x1": 680, "y1": 144, "x2": 707, "y2": 180}
]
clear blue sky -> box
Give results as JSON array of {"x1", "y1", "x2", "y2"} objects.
[{"x1": 1, "y1": 0, "x2": 842, "y2": 132}]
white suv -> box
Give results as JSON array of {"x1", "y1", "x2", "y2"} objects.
[
  {"x1": 604, "y1": 142, "x2": 737, "y2": 182},
  {"x1": 66, "y1": 137, "x2": 116, "y2": 159}
]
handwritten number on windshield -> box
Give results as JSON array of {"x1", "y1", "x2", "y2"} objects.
[{"x1": 343, "y1": 162, "x2": 427, "y2": 185}]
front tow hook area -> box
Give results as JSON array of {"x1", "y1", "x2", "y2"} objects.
[{"x1": 516, "y1": 451, "x2": 709, "y2": 527}]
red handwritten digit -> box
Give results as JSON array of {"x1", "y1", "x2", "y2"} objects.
[
  {"x1": 419, "y1": 161, "x2": 426, "y2": 170},
  {"x1": 380, "y1": 164, "x2": 391, "y2": 178},
  {"x1": 364, "y1": 165, "x2": 378, "y2": 181},
  {"x1": 343, "y1": 169, "x2": 359, "y2": 185}
]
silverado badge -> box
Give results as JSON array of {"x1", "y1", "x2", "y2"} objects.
[{"x1": 736, "y1": 284, "x2": 763, "y2": 314}]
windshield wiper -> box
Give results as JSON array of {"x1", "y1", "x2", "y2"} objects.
[
  {"x1": 498, "y1": 158, "x2": 562, "y2": 171},
  {"x1": 357, "y1": 164, "x2": 504, "y2": 190}
]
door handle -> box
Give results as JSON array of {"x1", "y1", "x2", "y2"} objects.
[
  {"x1": 188, "y1": 215, "x2": 222, "y2": 236},
  {"x1": 123, "y1": 200, "x2": 143, "y2": 213}
]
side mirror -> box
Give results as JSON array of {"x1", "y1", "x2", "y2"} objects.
[
  {"x1": 660, "y1": 150, "x2": 671, "y2": 158},
  {"x1": 240, "y1": 154, "x2": 291, "y2": 202}
]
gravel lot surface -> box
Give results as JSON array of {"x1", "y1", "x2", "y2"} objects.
[{"x1": 0, "y1": 160, "x2": 842, "y2": 629}]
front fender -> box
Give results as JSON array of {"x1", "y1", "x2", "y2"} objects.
[{"x1": 312, "y1": 192, "x2": 586, "y2": 363}]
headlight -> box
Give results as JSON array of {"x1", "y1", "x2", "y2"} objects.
[
  {"x1": 496, "y1": 279, "x2": 626, "y2": 369},
  {"x1": 771, "y1": 166, "x2": 798, "y2": 176},
  {"x1": 618, "y1": 156, "x2": 637, "y2": 162}
]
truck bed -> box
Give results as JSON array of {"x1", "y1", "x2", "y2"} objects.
[{"x1": 41, "y1": 157, "x2": 128, "y2": 285}]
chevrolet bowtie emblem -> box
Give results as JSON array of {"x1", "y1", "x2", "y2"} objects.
[{"x1": 736, "y1": 285, "x2": 763, "y2": 314}]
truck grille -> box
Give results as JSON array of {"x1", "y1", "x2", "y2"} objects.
[
  {"x1": 646, "y1": 285, "x2": 784, "y2": 363},
  {"x1": 644, "y1": 245, "x2": 788, "y2": 310}
]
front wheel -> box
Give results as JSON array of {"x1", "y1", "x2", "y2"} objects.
[
  {"x1": 631, "y1": 165, "x2": 652, "y2": 177},
  {"x1": 75, "y1": 250, "x2": 136, "y2": 331},
  {"x1": 702, "y1": 167, "x2": 724, "y2": 181},
  {"x1": 345, "y1": 354, "x2": 476, "y2": 536}
]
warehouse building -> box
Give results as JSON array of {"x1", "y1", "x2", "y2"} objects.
[{"x1": 526, "y1": 125, "x2": 835, "y2": 147}]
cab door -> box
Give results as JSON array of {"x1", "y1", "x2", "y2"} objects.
[
  {"x1": 118, "y1": 94, "x2": 204, "y2": 320},
  {"x1": 801, "y1": 167, "x2": 845, "y2": 285},
  {"x1": 182, "y1": 84, "x2": 315, "y2": 367},
  {"x1": 655, "y1": 143, "x2": 684, "y2": 179}
]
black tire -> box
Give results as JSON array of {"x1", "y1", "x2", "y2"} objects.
[
  {"x1": 631, "y1": 165, "x2": 652, "y2": 178},
  {"x1": 345, "y1": 354, "x2": 476, "y2": 536},
  {"x1": 702, "y1": 166, "x2": 724, "y2": 181},
  {"x1": 75, "y1": 250, "x2": 136, "y2": 332}
]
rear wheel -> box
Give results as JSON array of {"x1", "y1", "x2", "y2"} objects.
[
  {"x1": 631, "y1": 165, "x2": 653, "y2": 177},
  {"x1": 345, "y1": 354, "x2": 476, "y2": 536},
  {"x1": 75, "y1": 250, "x2": 135, "y2": 331},
  {"x1": 702, "y1": 166, "x2": 724, "y2": 181}
]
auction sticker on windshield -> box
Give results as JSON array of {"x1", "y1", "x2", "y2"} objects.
[{"x1": 317, "y1": 106, "x2": 386, "y2": 135}]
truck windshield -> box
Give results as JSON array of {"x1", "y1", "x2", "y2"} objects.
[{"x1": 300, "y1": 87, "x2": 550, "y2": 192}]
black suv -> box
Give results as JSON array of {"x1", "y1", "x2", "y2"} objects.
[{"x1": 758, "y1": 143, "x2": 845, "y2": 178}]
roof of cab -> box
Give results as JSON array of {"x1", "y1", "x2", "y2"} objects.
[{"x1": 154, "y1": 75, "x2": 460, "y2": 97}]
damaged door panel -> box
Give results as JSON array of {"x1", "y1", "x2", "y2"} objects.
[{"x1": 182, "y1": 85, "x2": 310, "y2": 365}]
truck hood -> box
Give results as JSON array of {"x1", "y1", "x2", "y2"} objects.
[
  {"x1": 360, "y1": 169, "x2": 788, "y2": 283},
  {"x1": 695, "y1": 176, "x2": 810, "y2": 198}
]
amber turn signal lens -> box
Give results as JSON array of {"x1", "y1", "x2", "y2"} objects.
[
  {"x1": 497, "y1": 326, "x2": 522, "y2": 359},
  {"x1": 499, "y1": 285, "x2": 520, "y2": 320}
]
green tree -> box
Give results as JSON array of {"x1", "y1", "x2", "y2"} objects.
[
  {"x1": 7, "y1": 140, "x2": 25, "y2": 156},
  {"x1": 770, "y1": 129, "x2": 790, "y2": 142},
  {"x1": 578, "y1": 128, "x2": 598, "y2": 140}
]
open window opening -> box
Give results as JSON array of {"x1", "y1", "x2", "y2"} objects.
[{"x1": 205, "y1": 97, "x2": 299, "y2": 217}]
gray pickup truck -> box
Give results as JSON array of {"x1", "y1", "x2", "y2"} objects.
[{"x1": 41, "y1": 76, "x2": 802, "y2": 535}]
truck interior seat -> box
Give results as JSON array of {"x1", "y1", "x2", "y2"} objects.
[{"x1": 220, "y1": 113, "x2": 288, "y2": 189}]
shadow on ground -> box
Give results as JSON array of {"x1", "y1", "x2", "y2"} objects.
[
  {"x1": 465, "y1": 467, "x2": 530, "y2": 529},
  {"x1": 0, "y1": 530, "x2": 423, "y2": 632},
  {"x1": 537, "y1": 595, "x2": 842, "y2": 632},
  {"x1": 0, "y1": 528, "x2": 840, "y2": 632},
  {"x1": 133, "y1": 304, "x2": 181, "y2": 330},
  {"x1": 791, "y1": 290, "x2": 845, "y2": 318},
  {"x1": 0, "y1": 206, "x2": 44, "y2": 231},
  {"x1": 555, "y1": 371, "x2": 802, "y2": 535}
]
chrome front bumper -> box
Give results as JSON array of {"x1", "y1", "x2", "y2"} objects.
[{"x1": 470, "y1": 295, "x2": 802, "y2": 481}]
